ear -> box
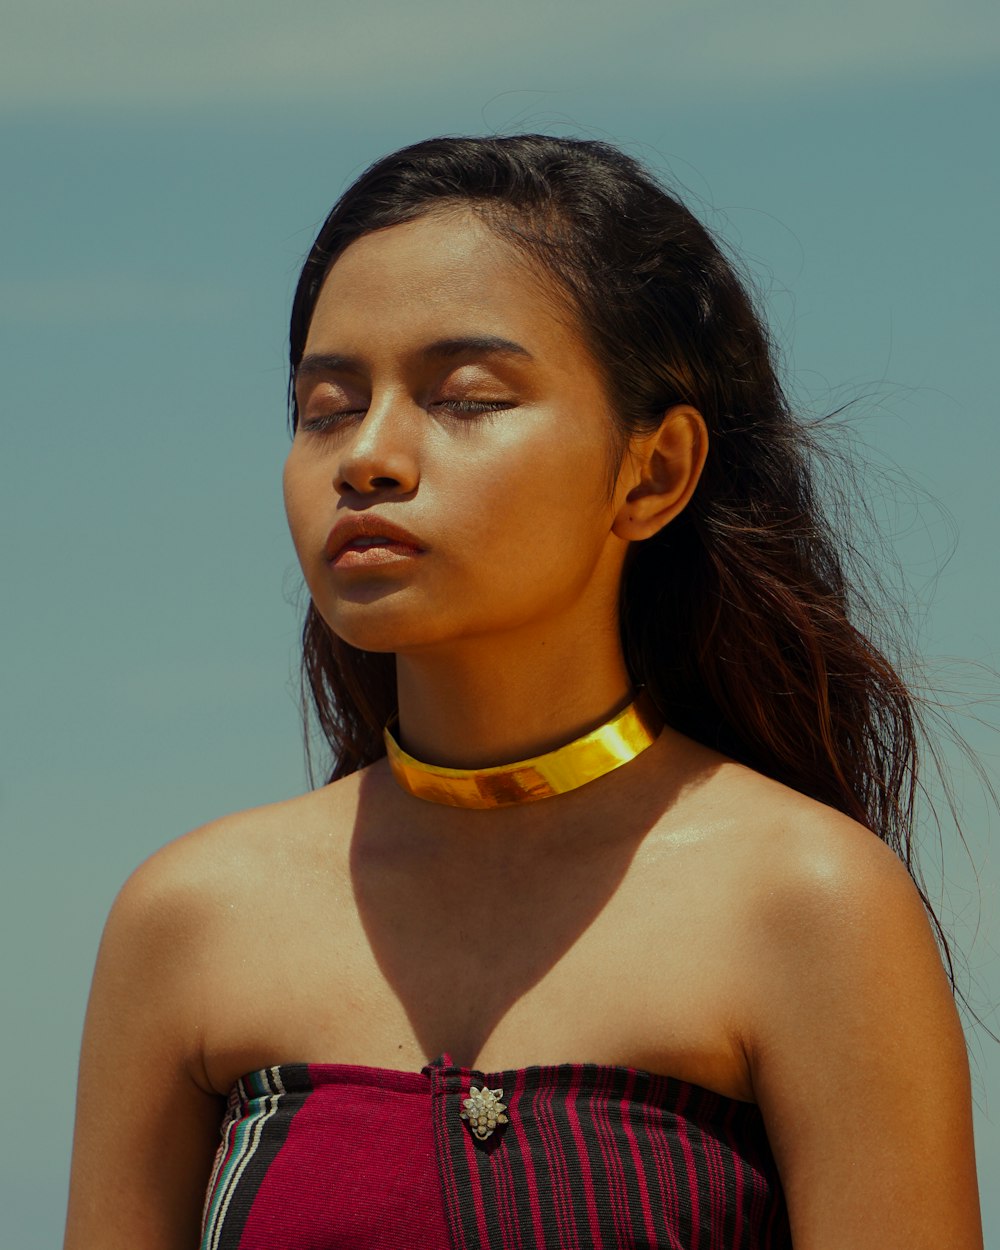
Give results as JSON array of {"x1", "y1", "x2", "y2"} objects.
[{"x1": 611, "y1": 405, "x2": 708, "y2": 542}]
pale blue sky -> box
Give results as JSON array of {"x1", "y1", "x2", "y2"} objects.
[{"x1": 2, "y1": 3, "x2": 997, "y2": 1245}]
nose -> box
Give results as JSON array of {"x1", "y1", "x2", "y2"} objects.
[{"x1": 334, "y1": 394, "x2": 420, "y2": 498}]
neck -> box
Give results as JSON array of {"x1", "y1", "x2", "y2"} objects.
[{"x1": 394, "y1": 632, "x2": 635, "y2": 771}]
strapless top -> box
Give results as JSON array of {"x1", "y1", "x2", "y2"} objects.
[{"x1": 201, "y1": 1054, "x2": 791, "y2": 1249}]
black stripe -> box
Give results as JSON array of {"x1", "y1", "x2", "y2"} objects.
[
  {"x1": 578, "y1": 1065, "x2": 628, "y2": 1246},
  {"x1": 427, "y1": 1060, "x2": 792, "y2": 1250},
  {"x1": 635, "y1": 1073, "x2": 681, "y2": 1250},
  {"x1": 207, "y1": 1064, "x2": 311, "y2": 1250},
  {"x1": 613, "y1": 1068, "x2": 664, "y2": 1249},
  {"x1": 431, "y1": 1063, "x2": 510, "y2": 1250},
  {"x1": 536, "y1": 1065, "x2": 584, "y2": 1249},
  {"x1": 491, "y1": 1072, "x2": 546, "y2": 1250},
  {"x1": 519, "y1": 1067, "x2": 580, "y2": 1248}
]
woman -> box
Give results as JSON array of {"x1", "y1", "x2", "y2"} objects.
[{"x1": 64, "y1": 135, "x2": 983, "y2": 1249}]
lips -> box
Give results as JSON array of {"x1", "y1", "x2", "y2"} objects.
[{"x1": 325, "y1": 514, "x2": 426, "y2": 562}]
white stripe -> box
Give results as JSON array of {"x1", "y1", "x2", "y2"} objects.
[{"x1": 201, "y1": 1067, "x2": 287, "y2": 1250}]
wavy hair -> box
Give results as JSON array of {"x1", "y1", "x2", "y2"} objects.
[{"x1": 287, "y1": 134, "x2": 969, "y2": 983}]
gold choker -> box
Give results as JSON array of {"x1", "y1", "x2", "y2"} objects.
[{"x1": 382, "y1": 690, "x2": 663, "y2": 808}]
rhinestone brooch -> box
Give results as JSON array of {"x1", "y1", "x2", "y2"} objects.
[{"x1": 460, "y1": 1085, "x2": 509, "y2": 1140}]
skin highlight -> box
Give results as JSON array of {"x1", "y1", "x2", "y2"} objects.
[
  {"x1": 284, "y1": 208, "x2": 707, "y2": 769},
  {"x1": 63, "y1": 194, "x2": 983, "y2": 1250}
]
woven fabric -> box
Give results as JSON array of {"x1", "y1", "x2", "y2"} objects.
[{"x1": 200, "y1": 1055, "x2": 791, "y2": 1249}]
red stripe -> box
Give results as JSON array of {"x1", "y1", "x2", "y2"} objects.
[
  {"x1": 460, "y1": 1104, "x2": 494, "y2": 1250},
  {"x1": 432, "y1": 1081, "x2": 469, "y2": 1250},
  {"x1": 618, "y1": 1068, "x2": 659, "y2": 1245},
  {"x1": 533, "y1": 1068, "x2": 577, "y2": 1249},
  {"x1": 643, "y1": 1077, "x2": 683, "y2": 1245},
  {"x1": 564, "y1": 1065, "x2": 606, "y2": 1249},
  {"x1": 496, "y1": 1127, "x2": 524, "y2": 1250},
  {"x1": 485, "y1": 1112, "x2": 522, "y2": 1250},
  {"x1": 699, "y1": 1103, "x2": 727, "y2": 1250},
  {"x1": 591, "y1": 1065, "x2": 632, "y2": 1247},
  {"x1": 674, "y1": 1082, "x2": 703, "y2": 1249},
  {"x1": 508, "y1": 1067, "x2": 547, "y2": 1248},
  {"x1": 550, "y1": 1071, "x2": 582, "y2": 1250}
]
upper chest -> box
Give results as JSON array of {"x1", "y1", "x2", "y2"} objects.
[{"x1": 198, "y1": 793, "x2": 761, "y2": 1102}]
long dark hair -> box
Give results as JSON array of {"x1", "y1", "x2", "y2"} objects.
[{"x1": 287, "y1": 134, "x2": 962, "y2": 979}]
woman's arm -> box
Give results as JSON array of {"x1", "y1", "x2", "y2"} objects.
[
  {"x1": 64, "y1": 843, "x2": 224, "y2": 1250},
  {"x1": 746, "y1": 817, "x2": 982, "y2": 1250}
]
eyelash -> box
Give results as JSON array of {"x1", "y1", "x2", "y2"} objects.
[{"x1": 299, "y1": 399, "x2": 512, "y2": 432}]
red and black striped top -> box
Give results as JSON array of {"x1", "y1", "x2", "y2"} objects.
[{"x1": 201, "y1": 1054, "x2": 791, "y2": 1249}]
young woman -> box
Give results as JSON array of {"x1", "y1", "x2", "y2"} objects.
[{"x1": 65, "y1": 135, "x2": 983, "y2": 1249}]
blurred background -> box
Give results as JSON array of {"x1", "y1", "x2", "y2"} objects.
[{"x1": 2, "y1": 2, "x2": 997, "y2": 1244}]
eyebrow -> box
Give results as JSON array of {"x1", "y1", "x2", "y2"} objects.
[{"x1": 296, "y1": 335, "x2": 533, "y2": 379}]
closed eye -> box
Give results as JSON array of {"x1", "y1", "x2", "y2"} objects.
[
  {"x1": 298, "y1": 410, "x2": 365, "y2": 433},
  {"x1": 431, "y1": 399, "x2": 515, "y2": 416},
  {"x1": 298, "y1": 398, "x2": 515, "y2": 433}
]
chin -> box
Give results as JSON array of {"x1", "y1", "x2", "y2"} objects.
[{"x1": 320, "y1": 600, "x2": 454, "y2": 655}]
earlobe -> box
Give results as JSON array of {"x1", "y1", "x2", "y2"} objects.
[{"x1": 612, "y1": 405, "x2": 708, "y2": 542}]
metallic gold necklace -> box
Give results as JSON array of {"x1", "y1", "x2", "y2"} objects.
[{"x1": 382, "y1": 689, "x2": 663, "y2": 808}]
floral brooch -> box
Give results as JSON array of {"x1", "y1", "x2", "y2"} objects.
[{"x1": 460, "y1": 1085, "x2": 509, "y2": 1140}]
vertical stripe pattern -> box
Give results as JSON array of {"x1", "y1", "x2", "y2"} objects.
[
  {"x1": 428, "y1": 1059, "x2": 791, "y2": 1250},
  {"x1": 201, "y1": 1066, "x2": 299, "y2": 1250},
  {"x1": 200, "y1": 1057, "x2": 791, "y2": 1249}
]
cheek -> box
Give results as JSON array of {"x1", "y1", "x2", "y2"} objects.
[
  {"x1": 282, "y1": 449, "x2": 321, "y2": 558},
  {"x1": 448, "y1": 432, "x2": 613, "y2": 579}
]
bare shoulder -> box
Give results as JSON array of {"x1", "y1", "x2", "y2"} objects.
[
  {"x1": 120, "y1": 771, "x2": 364, "y2": 896},
  {"x1": 660, "y1": 750, "x2": 954, "y2": 1040},
  {"x1": 66, "y1": 775, "x2": 368, "y2": 1250},
  {"x1": 733, "y1": 770, "x2": 958, "y2": 1053},
  {"x1": 104, "y1": 772, "x2": 365, "y2": 971},
  {"x1": 684, "y1": 754, "x2": 932, "y2": 941},
  {"x1": 686, "y1": 768, "x2": 980, "y2": 1245}
]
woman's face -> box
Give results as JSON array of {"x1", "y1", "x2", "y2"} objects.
[{"x1": 283, "y1": 208, "x2": 638, "y2": 656}]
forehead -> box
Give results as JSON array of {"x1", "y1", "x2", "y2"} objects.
[{"x1": 304, "y1": 208, "x2": 585, "y2": 359}]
